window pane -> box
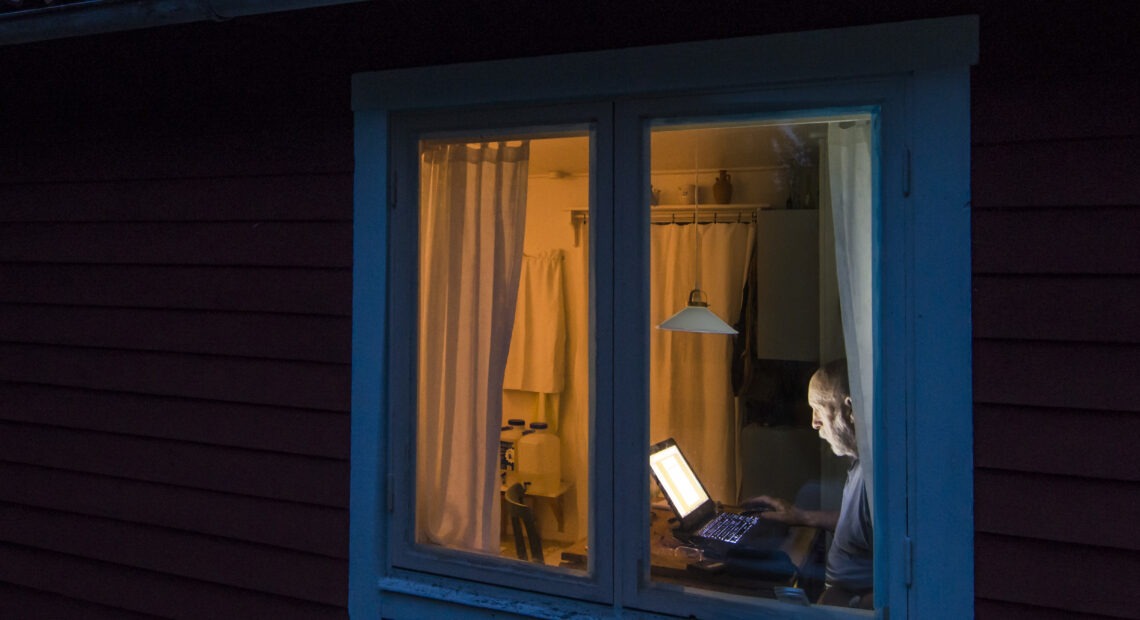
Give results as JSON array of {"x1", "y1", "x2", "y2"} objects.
[
  {"x1": 647, "y1": 118, "x2": 874, "y2": 609},
  {"x1": 416, "y1": 132, "x2": 591, "y2": 573}
]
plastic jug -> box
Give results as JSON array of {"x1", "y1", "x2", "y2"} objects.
[
  {"x1": 499, "y1": 418, "x2": 527, "y2": 485},
  {"x1": 517, "y1": 422, "x2": 560, "y2": 496}
]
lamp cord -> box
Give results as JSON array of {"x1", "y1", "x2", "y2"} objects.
[{"x1": 693, "y1": 135, "x2": 701, "y2": 292}]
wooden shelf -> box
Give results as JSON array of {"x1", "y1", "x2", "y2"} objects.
[
  {"x1": 570, "y1": 204, "x2": 770, "y2": 224},
  {"x1": 568, "y1": 204, "x2": 772, "y2": 246}
]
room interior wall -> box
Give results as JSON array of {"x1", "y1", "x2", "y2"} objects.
[{"x1": 507, "y1": 163, "x2": 590, "y2": 545}]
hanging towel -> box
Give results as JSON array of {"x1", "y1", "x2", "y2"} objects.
[{"x1": 503, "y1": 250, "x2": 567, "y2": 394}]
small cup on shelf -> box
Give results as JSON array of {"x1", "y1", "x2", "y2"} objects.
[{"x1": 677, "y1": 184, "x2": 696, "y2": 205}]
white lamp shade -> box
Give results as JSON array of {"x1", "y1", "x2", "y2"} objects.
[{"x1": 657, "y1": 289, "x2": 738, "y2": 335}]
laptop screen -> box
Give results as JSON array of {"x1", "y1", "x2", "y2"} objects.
[{"x1": 649, "y1": 441, "x2": 710, "y2": 519}]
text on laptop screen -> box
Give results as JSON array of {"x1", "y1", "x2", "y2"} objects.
[{"x1": 649, "y1": 444, "x2": 710, "y2": 518}]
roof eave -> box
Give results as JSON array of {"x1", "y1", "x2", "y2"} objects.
[{"x1": 0, "y1": 0, "x2": 369, "y2": 46}]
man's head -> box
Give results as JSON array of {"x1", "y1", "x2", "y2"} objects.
[{"x1": 808, "y1": 359, "x2": 858, "y2": 458}]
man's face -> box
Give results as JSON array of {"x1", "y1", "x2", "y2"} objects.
[{"x1": 809, "y1": 380, "x2": 858, "y2": 458}]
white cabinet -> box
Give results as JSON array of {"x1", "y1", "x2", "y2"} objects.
[{"x1": 753, "y1": 209, "x2": 821, "y2": 362}]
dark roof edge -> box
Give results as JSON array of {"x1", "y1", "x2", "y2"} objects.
[{"x1": 1, "y1": 0, "x2": 368, "y2": 46}]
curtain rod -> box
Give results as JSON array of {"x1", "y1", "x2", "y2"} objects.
[{"x1": 568, "y1": 205, "x2": 766, "y2": 246}]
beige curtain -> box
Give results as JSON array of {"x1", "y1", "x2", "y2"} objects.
[
  {"x1": 650, "y1": 221, "x2": 754, "y2": 504},
  {"x1": 417, "y1": 141, "x2": 529, "y2": 552},
  {"x1": 503, "y1": 250, "x2": 567, "y2": 430}
]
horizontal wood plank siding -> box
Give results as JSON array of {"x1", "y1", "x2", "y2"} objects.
[
  {"x1": 971, "y1": 137, "x2": 1139, "y2": 208},
  {"x1": 0, "y1": 383, "x2": 348, "y2": 459},
  {"x1": 0, "y1": 421, "x2": 348, "y2": 506},
  {"x1": 970, "y1": 7, "x2": 1139, "y2": 613},
  {"x1": 975, "y1": 404, "x2": 1140, "y2": 482},
  {"x1": 973, "y1": 207, "x2": 1140, "y2": 275},
  {"x1": 0, "y1": 221, "x2": 352, "y2": 267},
  {"x1": 0, "y1": 118, "x2": 352, "y2": 184},
  {"x1": 973, "y1": 276, "x2": 1140, "y2": 343},
  {"x1": 0, "y1": 544, "x2": 346, "y2": 620},
  {"x1": 0, "y1": 583, "x2": 162, "y2": 620},
  {"x1": 0, "y1": 174, "x2": 352, "y2": 223},
  {"x1": 0, "y1": 344, "x2": 349, "y2": 411},
  {"x1": 0, "y1": 504, "x2": 345, "y2": 605},
  {"x1": 970, "y1": 70, "x2": 1140, "y2": 144},
  {"x1": 0, "y1": 305, "x2": 351, "y2": 363},
  {"x1": 0, "y1": 263, "x2": 352, "y2": 314},
  {"x1": 0, "y1": 462, "x2": 347, "y2": 557},
  {"x1": 975, "y1": 469, "x2": 1140, "y2": 550},
  {"x1": 973, "y1": 340, "x2": 1138, "y2": 412},
  {"x1": 976, "y1": 598, "x2": 1123, "y2": 620},
  {"x1": 975, "y1": 534, "x2": 1139, "y2": 619},
  {"x1": 0, "y1": 101, "x2": 352, "y2": 615}
]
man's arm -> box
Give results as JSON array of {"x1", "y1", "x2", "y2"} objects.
[{"x1": 741, "y1": 495, "x2": 839, "y2": 531}]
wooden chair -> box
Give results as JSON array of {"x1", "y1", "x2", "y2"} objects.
[{"x1": 504, "y1": 483, "x2": 544, "y2": 563}]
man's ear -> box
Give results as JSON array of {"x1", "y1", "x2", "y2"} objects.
[{"x1": 843, "y1": 395, "x2": 855, "y2": 423}]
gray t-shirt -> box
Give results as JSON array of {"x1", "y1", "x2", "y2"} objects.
[{"x1": 825, "y1": 459, "x2": 873, "y2": 592}]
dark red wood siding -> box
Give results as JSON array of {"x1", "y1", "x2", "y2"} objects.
[
  {"x1": 970, "y1": 4, "x2": 1140, "y2": 618},
  {"x1": 0, "y1": 94, "x2": 353, "y2": 615},
  {"x1": 2, "y1": 1, "x2": 1137, "y2": 617}
]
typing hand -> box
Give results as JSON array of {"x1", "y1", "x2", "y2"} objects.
[{"x1": 741, "y1": 495, "x2": 799, "y2": 524}]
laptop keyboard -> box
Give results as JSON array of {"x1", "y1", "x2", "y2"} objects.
[{"x1": 697, "y1": 512, "x2": 760, "y2": 544}]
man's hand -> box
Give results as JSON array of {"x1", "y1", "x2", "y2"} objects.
[
  {"x1": 740, "y1": 495, "x2": 839, "y2": 531},
  {"x1": 741, "y1": 495, "x2": 799, "y2": 523}
]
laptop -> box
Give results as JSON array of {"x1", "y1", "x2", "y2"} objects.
[{"x1": 649, "y1": 438, "x2": 788, "y2": 559}]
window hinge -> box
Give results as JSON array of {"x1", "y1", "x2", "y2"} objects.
[
  {"x1": 902, "y1": 147, "x2": 912, "y2": 197},
  {"x1": 386, "y1": 473, "x2": 395, "y2": 513},
  {"x1": 903, "y1": 536, "x2": 914, "y2": 587}
]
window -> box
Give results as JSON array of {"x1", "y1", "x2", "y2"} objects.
[
  {"x1": 408, "y1": 129, "x2": 595, "y2": 576},
  {"x1": 644, "y1": 117, "x2": 874, "y2": 605},
  {"x1": 380, "y1": 104, "x2": 618, "y2": 604},
  {"x1": 351, "y1": 16, "x2": 976, "y2": 619}
]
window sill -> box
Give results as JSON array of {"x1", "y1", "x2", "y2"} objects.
[
  {"x1": 380, "y1": 570, "x2": 877, "y2": 619},
  {"x1": 378, "y1": 571, "x2": 613, "y2": 619}
]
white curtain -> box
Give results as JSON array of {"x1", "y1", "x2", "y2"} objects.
[
  {"x1": 650, "y1": 222, "x2": 755, "y2": 504},
  {"x1": 823, "y1": 121, "x2": 875, "y2": 510},
  {"x1": 503, "y1": 250, "x2": 567, "y2": 429},
  {"x1": 417, "y1": 141, "x2": 529, "y2": 552}
]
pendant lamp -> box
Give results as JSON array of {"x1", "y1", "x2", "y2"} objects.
[
  {"x1": 658, "y1": 288, "x2": 738, "y2": 334},
  {"x1": 657, "y1": 131, "x2": 738, "y2": 336}
]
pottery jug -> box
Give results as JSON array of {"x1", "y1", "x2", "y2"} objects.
[{"x1": 713, "y1": 170, "x2": 733, "y2": 204}]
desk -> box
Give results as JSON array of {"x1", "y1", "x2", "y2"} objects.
[
  {"x1": 647, "y1": 505, "x2": 823, "y2": 597},
  {"x1": 557, "y1": 506, "x2": 823, "y2": 597}
]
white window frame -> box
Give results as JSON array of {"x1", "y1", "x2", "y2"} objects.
[{"x1": 350, "y1": 16, "x2": 977, "y2": 619}]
